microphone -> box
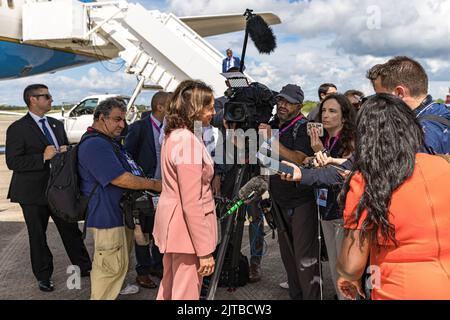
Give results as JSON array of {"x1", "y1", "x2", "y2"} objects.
[
  {"x1": 246, "y1": 13, "x2": 277, "y2": 54},
  {"x1": 221, "y1": 176, "x2": 268, "y2": 220}
]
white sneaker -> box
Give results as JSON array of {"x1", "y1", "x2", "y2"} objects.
[
  {"x1": 279, "y1": 281, "x2": 289, "y2": 289},
  {"x1": 119, "y1": 283, "x2": 140, "y2": 295}
]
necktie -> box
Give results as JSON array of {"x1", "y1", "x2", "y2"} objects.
[{"x1": 39, "y1": 119, "x2": 56, "y2": 146}]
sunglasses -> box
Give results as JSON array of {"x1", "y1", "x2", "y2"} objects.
[{"x1": 32, "y1": 94, "x2": 52, "y2": 100}]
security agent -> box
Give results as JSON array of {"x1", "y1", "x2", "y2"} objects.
[
  {"x1": 259, "y1": 84, "x2": 320, "y2": 300},
  {"x1": 6, "y1": 84, "x2": 91, "y2": 292},
  {"x1": 77, "y1": 97, "x2": 162, "y2": 300}
]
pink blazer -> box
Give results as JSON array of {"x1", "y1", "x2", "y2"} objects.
[{"x1": 153, "y1": 128, "x2": 218, "y2": 257}]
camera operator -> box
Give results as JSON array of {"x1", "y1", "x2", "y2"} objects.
[
  {"x1": 258, "y1": 84, "x2": 320, "y2": 300},
  {"x1": 78, "y1": 98, "x2": 162, "y2": 300},
  {"x1": 212, "y1": 71, "x2": 267, "y2": 283}
]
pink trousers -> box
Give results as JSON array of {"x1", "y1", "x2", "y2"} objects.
[{"x1": 156, "y1": 253, "x2": 203, "y2": 300}]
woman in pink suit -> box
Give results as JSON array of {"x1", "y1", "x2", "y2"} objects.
[{"x1": 153, "y1": 80, "x2": 218, "y2": 300}]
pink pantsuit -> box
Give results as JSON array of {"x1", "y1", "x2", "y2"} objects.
[{"x1": 153, "y1": 128, "x2": 218, "y2": 300}]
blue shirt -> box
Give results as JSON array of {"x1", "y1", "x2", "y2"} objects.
[
  {"x1": 415, "y1": 95, "x2": 450, "y2": 155},
  {"x1": 78, "y1": 136, "x2": 130, "y2": 229}
]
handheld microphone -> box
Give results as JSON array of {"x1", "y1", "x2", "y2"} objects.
[{"x1": 221, "y1": 176, "x2": 268, "y2": 220}]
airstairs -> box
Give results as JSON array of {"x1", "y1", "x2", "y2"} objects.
[{"x1": 21, "y1": 0, "x2": 237, "y2": 112}]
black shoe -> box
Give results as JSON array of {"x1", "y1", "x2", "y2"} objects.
[
  {"x1": 149, "y1": 269, "x2": 163, "y2": 279},
  {"x1": 38, "y1": 280, "x2": 54, "y2": 292}
]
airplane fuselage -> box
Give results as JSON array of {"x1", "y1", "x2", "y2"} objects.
[{"x1": 0, "y1": 0, "x2": 111, "y2": 79}]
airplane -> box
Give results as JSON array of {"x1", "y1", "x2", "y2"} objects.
[{"x1": 0, "y1": 0, "x2": 281, "y2": 80}]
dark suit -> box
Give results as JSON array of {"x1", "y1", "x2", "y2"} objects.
[
  {"x1": 222, "y1": 56, "x2": 242, "y2": 73},
  {"x1": 6, "y1": 113, "x2": 91, "y2": 281},
  {"x1": 125, "y1": 116, "x2": 163, "y2": 276},
  {"x1": 140, "y1": 111, "x2": 152, "y2": 119},
  {"x1": 125, "y1": 118, "x2": 158, "y2": 178}
]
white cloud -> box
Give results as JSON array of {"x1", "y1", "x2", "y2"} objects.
[{"x1": 1, "y1": 0, "x2": 450, "y2": 105}]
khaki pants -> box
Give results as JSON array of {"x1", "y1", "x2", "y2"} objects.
[{"x1": 90, "y1": 226, "x2": 133, "y2": 300}]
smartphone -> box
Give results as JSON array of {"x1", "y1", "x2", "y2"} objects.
[
  {"x1": 307, "y1": 122, "x2": 324, "y2": 137},
  {"x1": 257, "y1": 152, "x2": 295, "y2": 176},
  {"x1": 328, "y1": 164, "x2": 350, "y2": 174}
]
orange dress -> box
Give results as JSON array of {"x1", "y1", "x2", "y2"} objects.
[{"x1": 344, "y1": 154, "x2": 450, "y2": 300}]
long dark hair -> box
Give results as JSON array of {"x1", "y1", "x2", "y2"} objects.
[
  {"x1": 319, "y1": 93, "x2": 356, "y2": 157},
  {"x1": 340, "y1": 93, "x2": 424, "y2": 246}
]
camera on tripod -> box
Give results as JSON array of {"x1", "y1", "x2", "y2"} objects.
[{"x1": 224, "y1": 82, "x2": 276, "y2": 131}]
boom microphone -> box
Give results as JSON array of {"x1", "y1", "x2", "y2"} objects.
[
  {"x1": 246, "y1": 13, "x2": 277, "y2": 54},
  {"x1": 221, "y1": 176, "x2": 268, "y2": 220},
  {"x1": 240, "y1": 9, "x2": 277, "y2": 72}
]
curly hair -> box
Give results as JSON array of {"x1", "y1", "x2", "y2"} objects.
[
  {"x1": 340, "y1": 93, "x2": 424, "y2": 247},
  {"x1": 318, "y1": 93, "x2": 356, "y2": 157},
  {"x1": 164, "y1": 80, "x2": 214, "y2": 136}
]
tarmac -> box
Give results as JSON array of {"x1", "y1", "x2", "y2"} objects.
[{"x1": 0, "y1": 115, "x2": 335, "y2": 300}]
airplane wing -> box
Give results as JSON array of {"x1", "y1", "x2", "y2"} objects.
[{"x1": 180, "y1": 12, "x2": 281, "y2": 37}]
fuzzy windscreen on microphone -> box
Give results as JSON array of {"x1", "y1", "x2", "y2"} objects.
[
  {"x1": 246, "y1": 15, "x2": 277, "y2": 54},
  {"x1": 238, "y1": 176, "x2": 268, "y2": 200}
]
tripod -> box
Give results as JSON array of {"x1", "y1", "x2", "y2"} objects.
[{"x1": 206, "y1": 164, "x2": 254, "y2": 300}]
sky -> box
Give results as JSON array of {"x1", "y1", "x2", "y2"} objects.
[{"x1": 1, "y1": 0, "x2": 450, "y2": 106}]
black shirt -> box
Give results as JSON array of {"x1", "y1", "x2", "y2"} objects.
[{"x1": 269, "y1": 115, "x2": 315, "y2": 208}]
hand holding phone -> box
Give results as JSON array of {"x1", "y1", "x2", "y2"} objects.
[{"x1": 307, "y1": 122, "x2": 324, "y2": 137}]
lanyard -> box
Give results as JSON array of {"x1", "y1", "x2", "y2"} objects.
[
  {"x1": 325, "y1": 134, "x2": 340, "y2": 153},
  {"x1": 150, "y1": 116, "x2": 161, "y2": 134},
  {"x1": 279, "y1": 114, "x2": 304, "y2": 136},
  {"x1": 121, "y1": 148, "x2": 143, "y2": 176}
]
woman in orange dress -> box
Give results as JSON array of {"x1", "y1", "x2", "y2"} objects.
[{"x1": 336, "y1": 94, "x2": 450, "y2": 300}]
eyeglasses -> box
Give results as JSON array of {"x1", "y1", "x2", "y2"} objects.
[{"x1": 32, "y1": 94, "x2": 52, "y2": 100}]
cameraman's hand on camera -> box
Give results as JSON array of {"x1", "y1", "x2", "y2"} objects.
[
  {"x1": 223, "y1": 119, "x2": 237, "y2": 130},
  {"x1": 198, "y1": 254, "x2": 215, "y2": 277},
  {"x1": 279, "y1": 161, "x2": 302, "y2": 182},
  {"x1": 310, "y1": 127, "x2": 325, "y2": 153}
]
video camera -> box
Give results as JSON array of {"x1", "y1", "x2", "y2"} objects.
[{"x1": 224, "y1": 82, "x2": 276, "y2": 130}]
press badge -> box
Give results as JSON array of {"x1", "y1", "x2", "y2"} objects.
[
  {"x1": 152, "y1": 196, "x2": 160, "y2": 208},
  {"x1": 317, "y1": 189, "x2": 328, "y2": 207}
]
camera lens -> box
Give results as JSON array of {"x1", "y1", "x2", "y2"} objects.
[{"x1": 231, "y1": 106, "x2": 245, "y2": 121}]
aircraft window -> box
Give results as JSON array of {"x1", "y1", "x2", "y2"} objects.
[
  {"x1": 70, "y1": 99, "x2": 98, "y2": 117},
  {"x1": 8, "y1": 0, "x2": 14, "y2": 9}
]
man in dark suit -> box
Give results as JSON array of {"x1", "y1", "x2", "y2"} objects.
[
  {"x1": 125, "y1": 91, "x2": 171, "y2": 289},
  {"x1": 222, "y1": 49, "x2": 244, "y2": 73},
  {"x1": 6, "y1": 84, "x2": 91, "y2": 292}
]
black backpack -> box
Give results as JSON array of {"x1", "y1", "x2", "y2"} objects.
[{"x1": 46, "y1": 133, "x2": 104, "y2": 228}]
